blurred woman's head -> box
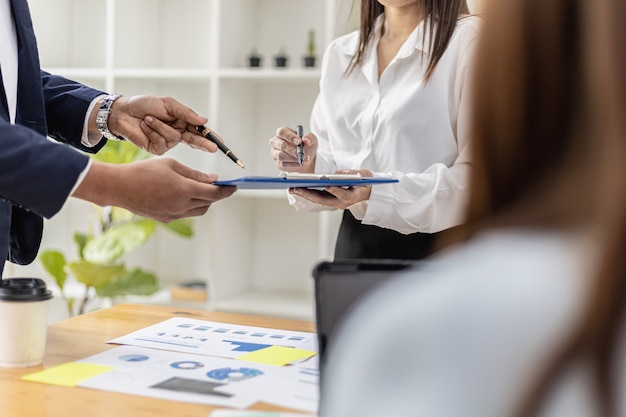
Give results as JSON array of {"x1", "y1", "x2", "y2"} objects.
[
  {"x1": 466, "y1": 0, "x2": 625, "y2": 415},
  {"x1": 467, "y1": 0, "x2": 624, "y2": 231}
]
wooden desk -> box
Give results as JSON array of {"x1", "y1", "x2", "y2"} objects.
[{"x1": 0, "y1": 303, "x2": 316, "y2": 417}]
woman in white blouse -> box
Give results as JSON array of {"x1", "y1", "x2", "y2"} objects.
[{"x1": 268, "y1": 0, "x2": 480, "y2": 260}]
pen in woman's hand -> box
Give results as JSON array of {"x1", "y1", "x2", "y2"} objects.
[
  {"x1": 296, "y1": 125, "x2": 305, "y2": 166},
  {"x1": 196, "y1": 126, "x2": 245, "y2": 168}
]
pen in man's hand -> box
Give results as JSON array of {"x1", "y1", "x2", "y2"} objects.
[
  {"x1": 296, "y1": 125, "x2": 305, "y2": 166},
  {"x1": 196, "y1": 126, "x2": 245, "y2": 169}
]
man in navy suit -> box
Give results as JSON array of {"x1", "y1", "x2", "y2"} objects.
[{"x1": 0, "y1": 0, "x2": 236, "y2": 275}]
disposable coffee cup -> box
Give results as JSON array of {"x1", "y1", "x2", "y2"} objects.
[{"x1": 0, "y1": 278, "x2": 52, "y2": 367}]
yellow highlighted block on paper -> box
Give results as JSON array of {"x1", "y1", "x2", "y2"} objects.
[
  {"x1": 236, "y1": 345, "x2": 316, "y2": 366},
  {"x1": 21, "y1": 362, "x2": 114, "y2": 387}
]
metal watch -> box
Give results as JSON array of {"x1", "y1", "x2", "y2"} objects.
[{"x1": 96, "y1": 94, "x2": 126, "y2": 141}]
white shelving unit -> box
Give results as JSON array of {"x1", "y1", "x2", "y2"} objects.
[{"x1": 25, "y1": 0, "x2": 356, "y2": 321}]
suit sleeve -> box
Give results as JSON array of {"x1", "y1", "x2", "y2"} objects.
[
  {"x1": 0, "y1": 72, "x2": 108, "y2": 218},
  {"x1": 41, "y1": 70, "x2": 107, "y2": 153},
  {"x1": 0, "y1": 119, "x2": 90, "y2": 219}
]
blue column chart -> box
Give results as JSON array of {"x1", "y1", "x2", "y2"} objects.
[{"x1": 109, "y1": 317, "x2": 317, "y2": 359}]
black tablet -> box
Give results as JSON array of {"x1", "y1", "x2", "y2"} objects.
[{"x1": 312, "y1": 259, "x2": 419, "y2": 372}]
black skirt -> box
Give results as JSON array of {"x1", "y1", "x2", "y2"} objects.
[{"x1": 333, "y1": 210, "x2": 445, "y2": 261}]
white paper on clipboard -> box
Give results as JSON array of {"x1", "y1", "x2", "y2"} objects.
[{"x1": 279, "y1": 171, "x2": 363, "y2": 180}]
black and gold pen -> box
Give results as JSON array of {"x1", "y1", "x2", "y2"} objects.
[{"x1": 196, "y1": 126, "x2": 245, "y2": 168}]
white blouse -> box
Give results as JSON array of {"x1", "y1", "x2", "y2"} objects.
[{"x1": 292, "y1": 15, "x2": 481, "y2": 234}]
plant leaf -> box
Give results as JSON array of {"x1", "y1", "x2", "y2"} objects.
[
  {"x1": 90, "y1": 140, "x2": 150, "y2": 164},
  {"x1": 110, "y1": 206, "x2": 135, "y2": 224},
  {"x1": 39, "y1": 250, "x2": 67, "y2": 290},
  {"x1": 68, "y1": 261, "x2": 126, "y2": 288},
  {"x1": 74, "y1": 232, "x2": 88, "y2": 260},
  {"x1": 83, "y1": 219, "x2": 157, "y2": 263},
  {"x1": 160, "y1": 218, "x2": 194, "y2": 237},
  {"x1": 95, "y1": 267, "x2": 159, "y2": 298},
  {"x1": 67, "y1": 298, "x2": 76, "y2": 317}
]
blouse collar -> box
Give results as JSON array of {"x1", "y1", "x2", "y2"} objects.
[
  {"x1": 335, "y1": 14, "x2": 433, "y2": 58},
  {"x1": 335, "y1": 14, "x2": 433, "y2": 86}
]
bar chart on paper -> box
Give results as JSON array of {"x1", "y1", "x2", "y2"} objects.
[{"x1": 109, "y1": 317, "x2": 318, "y2": 358}]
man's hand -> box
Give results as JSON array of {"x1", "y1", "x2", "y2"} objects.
[
  {"x1": 73, "y1": 159, "x2": 236, "y2": 223},
  {"x1": 94, "y1": 95, "x2": 218, "y2": 155}
]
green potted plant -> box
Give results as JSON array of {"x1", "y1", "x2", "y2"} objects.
[
  {"x1": 274, "y1": 47, "x2": 289, "y2": 68},
  {"x1": 39, "y1": 140, "x2": 195, "y2": 317},
  {"x1": 304, "y1": 29, "x2": 317, "y2": 68}
]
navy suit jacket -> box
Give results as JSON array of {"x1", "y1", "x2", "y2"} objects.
[{"x1": 0, "y1": 0, "x2": 107, "y2": 274}]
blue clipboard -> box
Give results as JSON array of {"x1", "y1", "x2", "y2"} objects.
[{"x1": 214, "y1": 175, "x2": 399, "y2": 189}]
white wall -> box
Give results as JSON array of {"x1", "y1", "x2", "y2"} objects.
[
  {"x1": 4, "y1": 0, "x2": 486, "y2": 320},
  {"x1": 468, "y1": 0, "x2": 487, "y2": 14}
]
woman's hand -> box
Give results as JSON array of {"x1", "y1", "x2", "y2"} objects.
[
  {"x1": 288, "y1": 169, "x2": 373, "y2": 209},
  {"x1": 269, "y1": 126, "x2": 318, "y2": 173}
]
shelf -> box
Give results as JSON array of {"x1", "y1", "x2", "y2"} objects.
[
  {"x1": 124, "y1": 289, "x2": 211, "y2": 311},
  {"x1": 41, "y1": 67, "x2": 108, "y2": 78},
  {"x1": 213, "y1": 290, "x2": 315, "y2": 322},
  {"x1": 218, "y1": 68, "x2": 321, "y2": 80},
  {"x1": 113, "y1": 68, "x2": 212, "y2": 80},
  {"x1": 43, "y1": 67, "x2": 321, "y2": 82}
]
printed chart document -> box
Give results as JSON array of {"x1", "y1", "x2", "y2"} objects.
[
  {"x1": 22, "y1": 318, "x2": 320, "y2": 412},
  {"x1": 214, "y1": 172, "x2": 398, "y2": 189},
  {"x1": 108, "y1": 317, "x2": 318, "y2": 361}
]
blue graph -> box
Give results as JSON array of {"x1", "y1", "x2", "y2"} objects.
[
  {"x1": 206, "y1": 367, "x2": 264, "y2": 382},
  {"x1": 118, "y1": 354, "x2": 150, "y2": 362},
  {"x1": 170, "y1": 361, "x2": 204, "y2": 370},
  {"x1": 222, "y1": 340, "x2": 271, "y2": 352}
]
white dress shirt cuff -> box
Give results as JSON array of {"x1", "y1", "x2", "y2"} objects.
[
  {"x1": 81, "y1": 95, "x2": 106, "y2": 148},
  {"x1": 348, "y1": 200, "x2": 368, "y2": 220},
  {"x1": 287, "y1": 191, "x2": 333, "y2": 212}
]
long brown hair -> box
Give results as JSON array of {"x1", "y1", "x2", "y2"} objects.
[
  {"x1": 465, "y1": 0, "x2": 626, "y2": 415},
  {"x1": 346, "y1": 0, "x2": 470, "y2": 80}
]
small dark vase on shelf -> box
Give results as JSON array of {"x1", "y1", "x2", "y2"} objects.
[
  {"x1": 303, "y1": 55, "x2": 316, "y2": 68},
  {"x1": 248, "y1": 55, "x2": 262, "y2": 68},
  {"x1": 248, "y1": 47, "x2": 262, "y2": 68},
  {"x1": 274, "y1": 48, "x2": 288, "y2": 68},
  {"x1": 275, "y1": 56, "x2": 288, "y2": 67}
]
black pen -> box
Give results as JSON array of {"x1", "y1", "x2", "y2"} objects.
[
  {"x1": 296, "y1": 125, "x2": 305, "y2": 166},
  {"x1": 196, "y1": 126, "x2": 245, "y2": 169}
]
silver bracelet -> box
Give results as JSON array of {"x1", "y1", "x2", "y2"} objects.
[{"x1": 96, "y1": 94, "x2": 126, "y2": 141}]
